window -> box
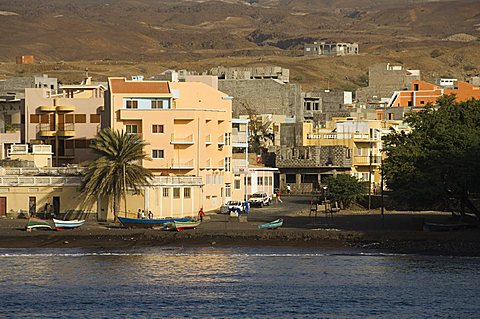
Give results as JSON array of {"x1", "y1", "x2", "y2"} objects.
[
  {"x1": 173, "y1": 188, "x2": 180, "y2": 199},
  {"x1": 152, "y1": 124, "x2": 164, "y2": 134},
  {"x1": 234, "y1": 180, "x2": 241, "y2": 189},
  {"x1": 213, "y1": 174, "x2": 217, "y2": 184},
  {"x1": 258, "y1": 176, "x2": 263, "y2": 185},
  {"x1": 126, "y1": 100, "x2": 138, "y2": 109},
  {"x1": 269, "y1": 176, "x2": 273, "y2": 186},
  {"x1": 90, "y1": 114, "x2": 101, "y2": 123},
  {"x1": 152, "y1": 149, "x2": 164, "y2": 159},
  {"x1": 184, "y1": 188, "x2": 191, "y2": 199},
  {"x1": 225, "y1": 133, "x2": 231, "y2": 146},
  {"x1": 65, "y1": 114, "x2": 74, "y2": 123},
  {"x1": 420, "y1": 100, "x2": 425, "y2": 105},
  {"x1": 286, "y1": 174, "x2": 296, "y2": 184},
  {"x1": 224, "y1": 157, "x2": 231, "y2": 172},
  {"x1": 225, "y1": 184, "x2": 231, "y2": 197},
  {"x1": 30, "y1": 114, "x2": 40, "y2": 123},
  {"x1": 75, "y1": 114, "x2": 86, "y2": 123},
  {"x1": 163, "y1": 188, "x2": 169, "y2": 197},
  {"x1": 126, "y1": 125, "x2": 138, "y2": 134},
  {"x1": 247, "y1": 177, "x2": 251, "y2": 185},
  {"x1": 151, "y1": 100, "x2": 163, "y2": 109},
  {"x1": 206, "y1": 175, "x2": 211, "y2": 184}
]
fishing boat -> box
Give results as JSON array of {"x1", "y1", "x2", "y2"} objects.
[
  {"x1": 25, "y1": 218, "x2": 53, "y2": 231},
  {"x1": 163, "y1": 220, "x2": 201, "y2": 231},
  {"x1": 53, "y1": 218, "x2": 85, "y2": 230},
  {"x1": 258, "y1": 218, "x2": 283, "y2": 230},
  {"x1": 423, "y1": 222, "x2": 472, "y2": 232},
  {"x1": 118, "y1": 216, "x2": 192, "y2": 229}
]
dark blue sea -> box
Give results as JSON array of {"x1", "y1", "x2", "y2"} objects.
[{"x1": 0, "y1": 246, "x2": 479, "y2": 318}]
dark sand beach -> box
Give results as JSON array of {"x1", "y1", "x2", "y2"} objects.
[{"x1": 1, "y1": 208, "x2": 479, "y2": 256}]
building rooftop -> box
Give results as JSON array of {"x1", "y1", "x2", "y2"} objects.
[{"x1": 109, "y1": 77, "x2": 170, "y2": 94}]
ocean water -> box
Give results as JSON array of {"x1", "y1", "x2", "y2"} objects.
[{"x1": 0, "y1": 246, "x2": 479, "y2": 318}]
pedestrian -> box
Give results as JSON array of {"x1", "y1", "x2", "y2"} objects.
[
  {"x1": 273, "y1": 191, "x2": 277, "y2": 203},
  {"x1": 198, "y1": 207, "x2": 205, "y2": 222},
  {"x1": 287, "y1": 184, "x2": 291, "y2": 195},
  {"x1": 141, "y1": 210, "x2": 146, "y2": 219},
  {"x1": 137, "y1": 209, "x2": 141, "y2": 219},
  {"x1": 48, "y1": 204, "x2": 54, "y2": 219},
  {"x1": 277, "y1": 190, "x2": 283, "y2": 203},
  {"x1": 148, "y1": 210, "x2": 153, "y2": 219}
]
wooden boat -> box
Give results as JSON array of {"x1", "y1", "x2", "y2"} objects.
[
  {"x1": 423, "y1": 222, "x2": 472, "y2": 232},
  {"x1": 53, "y1": 218, "x2": 85, "y2": 230},
  {"x1": 258, "y1": 218, "x2": 283, "y2": 230},
  {"x1": 26, "y1": 218, "x2": 53, "y2": 231},
  {"x1": 118, "y1": 216, "x2": 191, "y2": 229},
  {"x1": 163, "y1": 220, "x2": 201, "y2": 231}
]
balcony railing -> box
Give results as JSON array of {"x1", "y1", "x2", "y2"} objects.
[
  {"x1": 170, "y1": 159, "x2": 194, "y2": 169},
  {"x1": 171, "y1": 133, "x2": 194, "y2": 144},
  {"x1": 353, "y1": 155, "x2": 382, "y2": 166},
  {"x1": 232, "y1": 132, "x2": 247, "y2": 145}
]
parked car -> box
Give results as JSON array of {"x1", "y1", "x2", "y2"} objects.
[
  {"x1": 220, "y1": 201, "x2": 249, "y2": 214},
  {"x1": 249, "y1": 192, "x2": 272, "y2": 207}
]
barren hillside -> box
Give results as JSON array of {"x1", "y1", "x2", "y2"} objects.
[{"x1": 0, "y1": 0, "x2": 479, "y2": 89}]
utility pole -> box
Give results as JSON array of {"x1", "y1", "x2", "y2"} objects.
[{"x1": 368, "y1": 151, "x2": 372, "y2": 211}]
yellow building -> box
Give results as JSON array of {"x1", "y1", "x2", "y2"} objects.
[
  {"x1": 303, "y1": 118, "x2": 387, "y2": 189},
  {"x1": 104, "y1": 77, "x2": 233, "y2": 218}
]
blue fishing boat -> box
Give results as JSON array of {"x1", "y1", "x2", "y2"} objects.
[
  {"x1": 118, "y1": 216, "x2": 191, "y2": 229},
  {"x1": 257, "y1": 218, "x2": 283, "y2": 230}
]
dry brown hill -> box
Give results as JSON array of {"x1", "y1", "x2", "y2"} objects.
[{"x1": 0, "y1": 0, "x2": 479, "y2": 89}]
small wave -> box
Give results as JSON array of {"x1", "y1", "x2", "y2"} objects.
[{"x1": 0, "y1": 252, "x2": 144, "y2": 258}]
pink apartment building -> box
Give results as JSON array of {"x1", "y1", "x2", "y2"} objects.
[{"x1": 105, "y1": 77, "x2": 233, "y2": 216}]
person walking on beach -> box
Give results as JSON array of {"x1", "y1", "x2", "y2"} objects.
[
  {"x1": 137, "y1": 209, "x2": 141, "y2": 219},
  {"x1": 141, "y1": 210, "x2": 146, "y2": 219},
  {"x1": 287, "y1": 184, "x2": 291, "y2": 195},
  {"x1": 148, "y1": 211, "x2": 153, "y2": 219},
  {"x1": 198, "y1": 208, "x2": 205, "y2": 222},
  {"x1": 277, "y1": 190, "x2": 283, "y2": 203}
]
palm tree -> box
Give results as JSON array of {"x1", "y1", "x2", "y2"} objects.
[{"x1": 81, "y1": 128, "x2": 153, "y2": 221}]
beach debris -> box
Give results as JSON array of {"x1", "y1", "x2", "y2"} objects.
[
  {"x1": 63, "y1": 241, "x2": 69, "y2": 244},
  {"x1": 211, "y1": 241, "x2": 216, "y2": 245}
]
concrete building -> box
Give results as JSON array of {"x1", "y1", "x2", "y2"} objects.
[
  {"x1": 24, "y1": 77, "x2": 105, "y2": 166},
  {"x1": 16, "y1": 55, "x2": 34, "y2": 64},
  {"x1": 218, "y1": 78, "x2": 301, "y2": 119},
  {"x1": 304, "y1": 42, "x2": 358, "y2": 56},
  {"x1": 302, "y1": 90, "x2": 354, "y2": 126},
  {"x1": 356, "y1": 63, "x2": 421, "y2": 105},
  {"x1": 0, "y1": 95, "x2": 22, "y2": 159},
  {"x1": 209, "y1": 66, "x2": 290, "y2": 83},
  {"x1": 105, "y1": 77, "x2": 234, "y2": 217}
]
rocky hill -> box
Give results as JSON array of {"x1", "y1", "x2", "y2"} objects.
[{"x1": 0, "y1": 0, "x2": 479, "y2": 89}]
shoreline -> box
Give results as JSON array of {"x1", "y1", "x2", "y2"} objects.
[{"x1": 0, "y1": 222, "x2": 479, "y2": 257}]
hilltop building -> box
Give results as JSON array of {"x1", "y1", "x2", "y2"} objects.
[{"x1": 304, "y1": 41, "x2": 359, "y2": 57}]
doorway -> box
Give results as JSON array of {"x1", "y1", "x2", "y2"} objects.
[
  {"x1": 53, "y1": 196, "x2": 60, "y2": 216},
  {"x1": 29, "y1": 197, "x2": 36, "y2": 217},
  {"x1": 0, "y1": 197, "x2": 6, "y2": 216}
]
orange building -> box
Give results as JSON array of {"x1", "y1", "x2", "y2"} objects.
[
  {"x1": 15, "y1": 55, "x2": 34, "y2": 64},
  {"x1": 388, "y1": 80, "x2": 480, "y2": 108}
]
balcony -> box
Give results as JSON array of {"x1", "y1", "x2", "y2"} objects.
[
  {"x1": 37, "y1": 123, "x2": 75, "y2": 137},
  {"x1": 205, "y1": 135, "x2": 212, "y2": 145},
  {"x1": 218, "y1": 135, "x2": 225, "y2": 145},
  {"x1": 171, "y1": 133, "x2": 194, "y2": 145},
  {"x1": 39, "y1": 105, "x2": 56, "y2": 112},
  {"x1": 353, "y1": 155, "x2": 382, "y2": 166},
  {"x1": 170, "y1": 159, "x2": 194, "y2": 170},
  {"x1": 353, "y1": 133, "x2": 381, "y2": 143},
  {"x1": 37, "y1": 123, "x2": 56, "y2": 137},
  {"x1": 57, "y1": 123, "x2": 75, "y2": 137},
  {"x1": 232, "y1": 132, "x2": 247, "y2": 148}
]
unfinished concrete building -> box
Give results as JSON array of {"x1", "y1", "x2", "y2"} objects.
[
  {"x1": 218, "y1": 79, "x2": 301, "y2": 119},
  {"x1": 304, "y1": 42, "x2": 359, "y2": 56},
  {"x1": 302, "y1": 91, "x2": 353, "y2": 126},
  {"x1": 356, "y1": 63, "x2": 420, "y2": 106},
  {"x1": 209, "y1": 66, "x2": 290, "y2": 83}
]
